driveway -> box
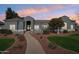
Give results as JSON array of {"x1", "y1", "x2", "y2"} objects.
[{"x1": 24, "y1": 31, "x2": 45, "y2": 54}]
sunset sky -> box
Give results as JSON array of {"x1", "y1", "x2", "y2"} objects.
[{"x1": 0, "y1": 4, "x2": 79, "y2": 23}]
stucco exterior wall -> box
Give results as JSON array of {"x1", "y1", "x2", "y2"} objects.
[{"x1": 61, "y1": 16, "x2": 76, "y2": 31}]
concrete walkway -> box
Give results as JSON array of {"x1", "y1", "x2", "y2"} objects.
[{"x1": 24, "y1": 32, "x2": 45, "y2": 54}]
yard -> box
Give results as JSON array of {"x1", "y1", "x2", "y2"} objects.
[
  {"x1": 48, "y1": 34, "x2": 79, "y2": 53},
  {"x1": 0, "y1": 38, "x2": 15, "y2": 52}
]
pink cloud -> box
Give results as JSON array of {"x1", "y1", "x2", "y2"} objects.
[
  {"x1": 0, "y1": 4, "x2": 72, "y2": 20},
  {"x1": 17, "y1": 5, "x2": 65, "y2": 17},
  {"x1": 0, "y1": 14, "x2": 5, "y2": 21},
  {"x1": 0, "y1": 4, "x2": 79, "y2": 23},
  {"x1": 17, "y1": 8, "x2": 49, "y2": 17}
]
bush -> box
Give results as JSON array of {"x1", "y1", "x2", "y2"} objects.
[
  {"x1": 48, "y1": 42, "x2": 57, "y2": 49},
  {"x1": 63, "y1": 30, "x2": 68, "y2": 33},
  {"x1": 0, "y1": 29, "x2": 13, "y2": 34},
  {"x1": 70, "y1": 33, "x2": 79, "y2": 36},
  {"x1": 49, "y1": 29, "x2": 57, "y2": 33},
  {"x1": 43, "y1": 28, "x2": 49, "y2": 34}
]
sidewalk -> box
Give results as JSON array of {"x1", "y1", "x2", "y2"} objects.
[{"x1": 24, "y1": 32, "x2": 45, "y2": 54}]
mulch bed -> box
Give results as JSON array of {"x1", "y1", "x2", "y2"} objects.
[
  {"x1": 1, "y1": 34, "x2": 27, "y2": 54},
  {"x1": 31, "y1": 32, "x2": 77, "y2": 54}
]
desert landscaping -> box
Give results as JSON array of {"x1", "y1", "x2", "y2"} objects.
[
  {"x1": 0, "y1": 33, "x2": 27, "y2": 54},
  {"x1": 31, "y1": 32, "x2": 79, "y2": 54}
]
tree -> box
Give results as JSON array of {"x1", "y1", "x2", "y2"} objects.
[
  {"x1": 48, "y1": 17, "x2": 64, "y2": 34},
  {"x1": 12, "y1": 11, "x2": 19, "y2": 18},
  {"x1": 6, "y1": 8, "x2": 19, "y2": 19},
  {"x1": 6, "y1": 8, "x2": 13, "y2": 19}
]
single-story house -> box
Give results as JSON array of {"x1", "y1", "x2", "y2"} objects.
[
  {"x1": 60, "y1": 16, "x2": 77, "y2": 31},
  {"x1": 1, "y1": 16, "x2": 77, "y2": 34}
]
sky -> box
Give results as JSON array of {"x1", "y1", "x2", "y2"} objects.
[{"x1": 0, "y1": 4, "x2": 79, "y2": 23}]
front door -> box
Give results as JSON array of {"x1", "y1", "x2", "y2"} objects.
[{"x1": 26, "y1": 21, "x2": 31, "y2": 31}]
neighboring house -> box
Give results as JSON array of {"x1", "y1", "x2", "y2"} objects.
[
  {"x1": 60, "y1": 16, "x2": 76, "y2": 31},
  {"x1": 1, "y1": 16, "x2": 77, "y2": 34}
]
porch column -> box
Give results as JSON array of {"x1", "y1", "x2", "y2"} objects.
[
  {"x1": 17, "y1": 21, "x2": 19, "y2": 33},
  {"x1": 25, "y1": 21, "x2": 26, "y2": 31}
]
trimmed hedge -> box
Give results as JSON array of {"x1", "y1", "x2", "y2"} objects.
[
  {"x1": 43, "y1": 28, "x2": 49, "y2": 34},
  {"x1": 0, "y1": 29, "x2": 13, "y2": 34}
]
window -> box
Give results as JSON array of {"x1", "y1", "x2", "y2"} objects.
[
  {"x1": 43, "y1": 25, "x2": 48, "y2": 28},
  {"x1": 34, "y1": 25, "x2": 39, "y2": 30},
  {"x1": 10, "y1": 24, "x2": 15, "y2": 31},
  {"x1": 71, "y1": 25, "x2": 74, "y2": 29}
]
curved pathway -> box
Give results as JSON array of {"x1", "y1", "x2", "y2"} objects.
[{"x1": 24, "y1": 32, "x2": 45, "y2": 54}]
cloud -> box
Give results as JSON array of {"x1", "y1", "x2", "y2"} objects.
[
  {"x1": 17, "y1": 4, "x2": 78, "y2": 17},
  {"x1": 0, "y1": 4, "x2": 78, "y2": 22},
  {"x1": 17, "y1": 5, "x2": 65, "y2": 17},
  {"x1": 17, "y1": 8, "x2": 49, "y2": 17},
  {"x1": 0, "y1": 14, "x2": 5, "y2": 21}
]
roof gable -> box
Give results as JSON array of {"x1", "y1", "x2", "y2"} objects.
[
  {"x1": 4, "y1": 17, "x2": 23, "y2": 22},
  {"x1": 24, "y1": 16, "x2": 35, "y2": 21}
]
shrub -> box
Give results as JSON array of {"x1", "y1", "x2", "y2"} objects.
[
  {"x1": 0, "y1": 29, "x2": 13, "y2": 34},
  {"x1": 48, "y1": 42, "x2": 57, "y2": 49},
  {"x1": 43, "y1": 28, "x2": 49, "y2": 34},
  {"x1": 70, "y1": 33, "x2": 79, "y2": 36},
  {"x1": 63, "y1": 30, "x2": 68, "y2": 33},
  {"x1": 49, "y1": 29, "x2": 57, "y2": 33},
  {"x1": 18, "y1": 35, "x2": 25, "y2": 41}
]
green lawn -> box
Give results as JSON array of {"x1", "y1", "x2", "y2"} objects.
[
  {"x1": 0, "y1": 38, "x2": 15, "y2": 51},
  {"x1": 48, "y1": 34, "x2": 79, "y2": 53}
]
